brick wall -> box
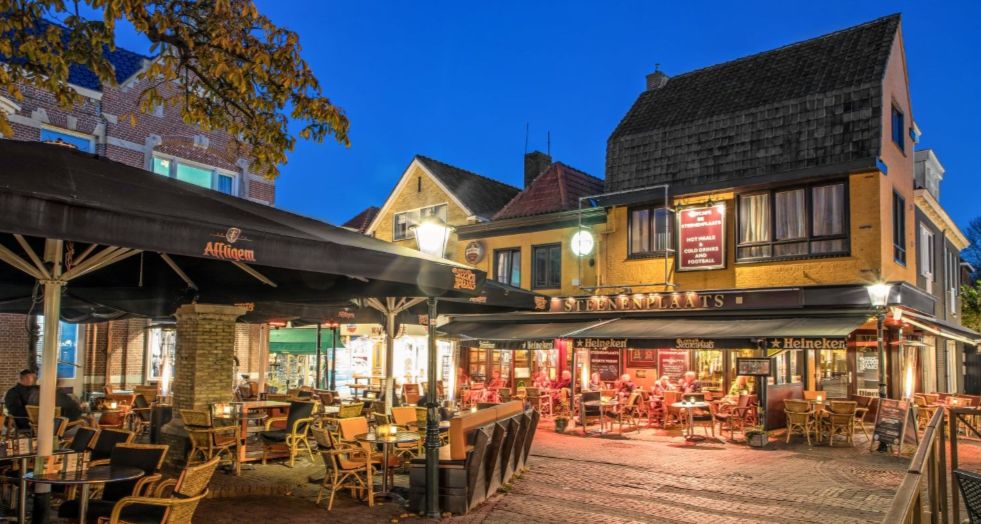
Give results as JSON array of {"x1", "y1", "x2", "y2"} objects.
[
  {"x1": 0, "y1": 314, "x2": 32, "y2": 388},
  {"x1": 172, "y1": 304, "x2": 246, "y2": 411}
]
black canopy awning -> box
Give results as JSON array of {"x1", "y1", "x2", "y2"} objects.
[
  {"x1": 0, "y1": 140, "x2": 486, "y2": 320},
  {"x1": 439, "y1": 319, "x2": 608, "y2": 348}
]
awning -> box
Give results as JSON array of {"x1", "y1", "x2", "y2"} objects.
[
  {"x1": 269, "y1": 327, "x2": 344, "y2": 355},
  {"x1": 900, "y1": 312, "x2": 981, "y2": 346},
  {"x1": 439, "y1": 319, "x2": 609, "y2": 349}
]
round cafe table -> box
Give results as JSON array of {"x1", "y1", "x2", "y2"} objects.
[
  {"x1": 23, "y1": 465, "x2": 144, "y2": 524},
  {"x1": 583, "y1": 398, "x2": 619, "y2": 435},
  {"x1": 671, "y1": 401, "x2": 710, "y2": 441},
  {"x1": 355, "y1": 431, "x2": 421, "y2": 500}
]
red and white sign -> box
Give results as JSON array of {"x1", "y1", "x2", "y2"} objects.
[{"x1": 677, "y1": 204, "x2": 725, "y2": 271}]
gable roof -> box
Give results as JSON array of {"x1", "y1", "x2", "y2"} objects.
[
  {"x1": 493, "y1": 163, "x2": 604, "y2": 220},
  {"x1": 607, "y1": 14, "x2": 901, "y2": 192},
  {"x1": 414, "y1": 155, "x2": 520, "y2": 219},
  {"x1": 342, "y1": 206, "x2": 379, "y2": 233},
  {"x1": 2, "y1": 18, "x2": 150, "y2": 92}
]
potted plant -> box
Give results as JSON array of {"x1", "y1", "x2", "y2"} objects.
[
  {"x1": 554, "y1": 413, "x2": 570, "y2": 433},
  {"x1": 744, "y1": 425, "x2": 768, "y2": 448}
]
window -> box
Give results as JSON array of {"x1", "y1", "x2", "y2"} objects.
[
  {"x1": 392, "y1": 203, "x2": 448, "y2": 241},
  {"x1": 152, "y1": 154, "x2": 237, "y2": 195},
  {"x1": 628, "y1": 206, "x2": 673, "y2": 256},
  {"x1": 893, "y1": 191, "x2": 906, "y2": 265},
  {"x1": 40, "y1": 127, "x2": 94, "y2": 153},
  {"x1": 532, "y1": 244, "x2": 561, "y2": 289},
  {"x1": 919, "y1": 225, "x2": 935, "y2": 281},
  {"x1": 736, "y1": 182, "x2": 848, "y2": 261},
  {"x1": 892, "y1": 105, "x2": 905, "y2": 152},
  {"x1": 494, "y1": 248, "x2": 521, "y2": 288},
  {"x1": 946, "y1": 248, "x2": 960, "y2": 313},
  {"x1": 34, "y1": 317, "x2": 80, "y2": 379}
]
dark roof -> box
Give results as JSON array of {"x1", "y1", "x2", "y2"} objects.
[
  {"x1": 607, "y1": 14, "x2": 901, "y2": 192},
  {"x1": 342, "y1": 206, "x2": 379, "y2": 233},
  {"x1": 415, "y1": 156, "x2": 520, "y2": 219},
  {"x1": 2, "y1": 18, "x2": 149, "y2": 91},
  {"x1": 493, "y1": 163, "x2": 604, "y2": 220}
]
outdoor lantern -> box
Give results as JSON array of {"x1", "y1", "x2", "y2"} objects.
[
  {"x1": 570, "y1": 229, "x2": 595, "y2": 257},
  {"x1": 413, "y1": 217, "x2": 453, "y2": 258},
  {"x1": 866, "y1": 283, "x2": 891, "y2": 308}
]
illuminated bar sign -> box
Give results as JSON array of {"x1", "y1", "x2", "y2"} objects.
[{"x1": 677, "y1": 204, "x2": 726, "y2": 271}]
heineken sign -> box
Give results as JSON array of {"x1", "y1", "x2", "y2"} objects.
[{"x1": 768, "y1": 337, "x2": 848, "y2": 350}]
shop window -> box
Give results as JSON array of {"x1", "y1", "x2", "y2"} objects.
[
  {"x1": 152, "y1": 154, "x2": 237, "y2": 195},
  {"x1": 532, "y1": 243, "x2": 561, "y2": 289},
  {"x1": 772, "y1": 351, "x2": 803, "y2": 386},
  {"x1": 393, "y1": 203, "x2": 447, "y2": 241},
  {"x1": 692, "y1": 349, "x2": 723, "y2": 394},
  {"x1": 34, "y1": 317, "x2": 80, "y2": 379},
  {"x1": 628, "y1": 206, "x2": 673, "y2": 256},
  {"x1": 40, "y1": 127, "x2": 94, "y2": 153},
  {"x1": 494, "y1": 248, "x2": 521, "y2": 287},
  {"x1": 736, "y1": 182, "x2": 847, "y2": 261},
  {"x1": 145, "y1": 327, "x2": 176, "y2": 383},
  {"x1": 893, "y1": 191, "x2": 906, "y2": 265},
  {"x1": 892, "y1": 105, "x2": 905, "y2": 152},
  {"x1": 816, "y1": 349, "x2": 849, "y2": 398}
]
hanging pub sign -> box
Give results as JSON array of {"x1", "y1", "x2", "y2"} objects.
[
  {"x1": 464, "y1": 240, "x2": 485, "y2": 264},
  {"x1": 677, "y1": 203, "x2": 725, "y2": 271},
  {"x1": 736, "y1": 357, "x2": 772, "y2": 376}
]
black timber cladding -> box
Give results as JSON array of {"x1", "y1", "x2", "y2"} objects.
[{"x1": 606, "y1": 14, "x2": 900, "y2": 192}]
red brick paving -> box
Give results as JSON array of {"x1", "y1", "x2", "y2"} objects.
[{"x1": 194, "y1": 423, "x2": 981, "y2": 523}]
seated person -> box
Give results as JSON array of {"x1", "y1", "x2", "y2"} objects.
[
  {"x1": 652, "y1": 376, "x2": 675, "y2": 396},
  {"x1": 587, "y1": 372, "x2": 604, "y2": 392},
  {"x1": 486, "y1": 371, "x2": 507, "y2": 402},
  {"x1": 614, "y1": 373, "x2": 636, "y2": 398},
  {"x1": 680, "y1": 371, "x2": 702, "y2": 394},
  {"x1": 551, "y1": 370, "x2": 572, "y2": 390},
  {"x1": 728, "y1": 375, "x2": 752, "y2": 397},
  {"x1": 531, "y1": 370, "x2": 551, "y2": 389},
  {"x1": 4, "y1": 369, "x2": 37, "y2": 431}
]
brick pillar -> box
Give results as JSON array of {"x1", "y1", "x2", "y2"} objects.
[{"x1": 161, "y1": 303, "x2": 245, "y2": 464}]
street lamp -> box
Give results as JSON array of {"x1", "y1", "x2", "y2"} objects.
[
  {"x1": 866, "y1": 283, "x2": 891, "y2": 401},
  {"x1": 413, "y1": 217, "x2": 453, "y2": 258},
  {"x1": 571, "y1": 229, "x2": 595, "y2": 257}
]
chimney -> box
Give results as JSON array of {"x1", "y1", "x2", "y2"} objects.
[
  {"x1": 524, "y1": 151, "x2": 551, "y2": 188},
  {"x1": 646, "y1": 66, "x2": 669, "y2": 91}
]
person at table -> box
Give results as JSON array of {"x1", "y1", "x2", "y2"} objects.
[
  {"x1": 587, "y1": 372, "x2": 604, "y2": 391},
  {"x1": 728, "y1": 375, "x2": 752, "y2": 397},
  {"x1": 4, "y1": 369, "x2": 37, "y2": 431},
  {"x1": 552, "y1": 370, "x2": 572, "y2": 390},
  {"x1": 680, "y1": 371, "x2": 702, "y2": 394},
  {"x1": 615, "y1": 373, "x2": 636, "y2": 398},
  {"x1": 531, "y1": 370, "x2": 551, "y2": 389},
  {"x1": 653, "y1": 376, "x2": 675, "y2": 396},
  {"x1": 486, "y1": 370, "x2": 507, "y2": 402}
]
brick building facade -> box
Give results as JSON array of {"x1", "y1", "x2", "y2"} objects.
[{"x1": 0, "y1": 38, "x2": 274, "y2": 394}]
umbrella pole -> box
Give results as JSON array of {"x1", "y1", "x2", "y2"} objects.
[
  {"x1": 385, "y1": 304, "x2": 396, "y2": 414},
  {"x1": 37, "y1": 240, "x2": 63, "y2": 506},
  {"x1": 425, "y1": 297, "x2": 440, "y2": 517},
  {"x1": 315, "y1": 324, "x2": 323, "y2": 389},
  {"x1": 330, "y1": 326, "x2": 337, "y2": 391}
]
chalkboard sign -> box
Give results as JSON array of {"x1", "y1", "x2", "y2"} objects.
[
  {"x1": 589, "y1": 349, "x2": 621, "y2": 381},
  {"x1": 657, "y1": 350, "x2": 688, "y2": 380},
  {"x1": 870, "y1": 399, "x2": 918, "y2": 452},
  {"x1": 736, "y1": 357, "x2": 771, "y2": 376}
]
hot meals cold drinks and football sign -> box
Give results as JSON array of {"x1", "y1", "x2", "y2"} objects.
[{"x1": 677, "y1": 204, "x2": 725, "y2": 271}]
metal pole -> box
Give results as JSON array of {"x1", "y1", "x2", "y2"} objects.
[
  {"x1": 36, "y1": 240, "x2": 63, "y2": 516},
  {"x1": 425, "y1": 297, "x2": 440, "y2": 518},
  {"x1": 876, "y1": 308, "x2": 889, "y2": 452},
  {"x1": 385, "y1": 304, "x2": 396, "y2": 414},
  {"x1": 315, "y1": 323, "x2": 323, "y2": 389},
  {"x1": 330, "y1": 326, "x2": 338, "y2": 391}
]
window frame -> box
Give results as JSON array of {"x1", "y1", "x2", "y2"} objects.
[
  {"x1": 392, "y1": 202, "x2": 449, "y2": 241},
  {"x1": 735, "y1": 180, "x2": 850, "y2": 262},
  {"x1": 893, "y1": 191, "x2": 907, "y2": 265},
  {"x1": 493, "y1": 247, "x2": 522, "y2": 288},
  {"x1": 151, "y1": 152, "x2": 239, "y2": 196},
  {"x1": 40, "y1": 126, "x2": 95, "y2": 153},
  {"x1": 919, "y1": 224, "x2": 935, "y2": 281},
  {"x1": 531, "y1": 243, "x2": 562, "y2": 290},
  {"x1": 627, "y1": 205, "x2": 675, "y2": 258},
  {"x1": 891, "y1": 104, "x2": 906, "y2": 153}
]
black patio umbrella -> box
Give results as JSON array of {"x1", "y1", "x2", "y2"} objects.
[{"x1": 0, "y1": 140, "x2": 486, "y2": 462}]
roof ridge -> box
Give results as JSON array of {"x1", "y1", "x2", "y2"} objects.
[
  {"x1": 667, "y1": 13, "x2": 900, "y2": 83},
  {"x1": 553, "y1": 161, "x2": 604, "y2": 184},
  {"x1": 414, "y1": 154, "x2": 521, "y2": 192},
  {"x1": 37, "y1": 17, "x2": 154, "y2": 60}
]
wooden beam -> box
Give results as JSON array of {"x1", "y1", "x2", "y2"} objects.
[
  {"x1": 13, "y1": 234, "x2": 50, "y2": 279},
  {"x1": 0, "y1": 241, "x2": 44, "y2": 279},
  {"x1": 159, "y1": 253, "x2": 198, "y2": 289},
  {"x1": 231, "y1": 261, "x2": 277, "y2": 287}
]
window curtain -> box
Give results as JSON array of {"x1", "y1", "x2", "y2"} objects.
[
  {"x1": 630, "y1": 209, "x2": 651, "y2": 253},
  {"x1": 739, "y1": 194, "x2": 770, "y2": 243},
  {"x1": 812, "y1": 184, "x2": 844, "y2": 236},
  {"x1": 774, "y1": 189, "x2": 806, "y2": 240},
  {"x1": 653, "y1": 209, "x2": 672, "y2": 251}
]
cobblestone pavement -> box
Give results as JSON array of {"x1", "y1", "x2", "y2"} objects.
[{"x1": 194, "y1": 423, "x2": 978, "y2": 524}]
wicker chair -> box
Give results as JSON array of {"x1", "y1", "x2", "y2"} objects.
[
  {"x1": 26, "y1": 405, "x2": 62, "y2": 435},
  {"x1": 89, "y1": 428, "x2": 136, "y2": 463},
  {"x1": 127, "y1": 394, "x2": 153, "y2": 436},
  {"x1": 97, "y1": 456, "x2": 220, "y2": 524},
  {"x1": 59, "y1": 443, "x2": 169, "y2": 521},
  {"x1": 822, "y1": 400, "x2": 857, "y2": 447},
  {"x1": 182, "y1": 409, "x2": 238, "y2": 472},
  {"x1": 322, "y1": 402, "x2": 365, "y2": 438},
  {"x1": 313, "y1": 427, "x2": 373, "y2": 511},
  {"x1": 391, "y1": 406, "x2": 417, "y2": 426},
  {"x1": 955, "y1": 468, "x2": 981, "y2": 524},
  {"x1": 260, "y1": 400, "x2": 316, "y2": 467},
  {"x1": 784, "y1": 399, "x2": 816, "y2": 445},
  {"x1": 615, "y1": 391, "x2": 642, "y2": 432}
]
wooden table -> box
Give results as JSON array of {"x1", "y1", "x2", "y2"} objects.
[
  {"x1": 23, "y1": 465, "x2": 143, "y2": 524},
  {"x1": 672, "y1": 401, "x2": 710, "y2": 441},
  {"x1": 355, "y1": 431, "x2": 420, "y2": 500},
  {"x1": 225, "y1": 400, "x2": 290, "y2": 464}
]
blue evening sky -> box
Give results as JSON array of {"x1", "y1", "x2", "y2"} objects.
[{"x1": 98, "y1": 1, "x2": 980, "y2": 229}]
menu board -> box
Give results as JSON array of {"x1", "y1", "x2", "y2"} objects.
[
  {"x1": 657, "y1": 350, "x2": 688, "y2": 380},
  {"x1": 589, "y1": 349, "x2": 621, "y2": 381},
  {"x1": 677, "y1": 204, "x2": 726, "y2": 271},
  {"x1": 736, "y1": 357, "x2": 771, "y2": 376},
  {"x1": 871, "y1": 399, "x2": 918, "y2": 451}
]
